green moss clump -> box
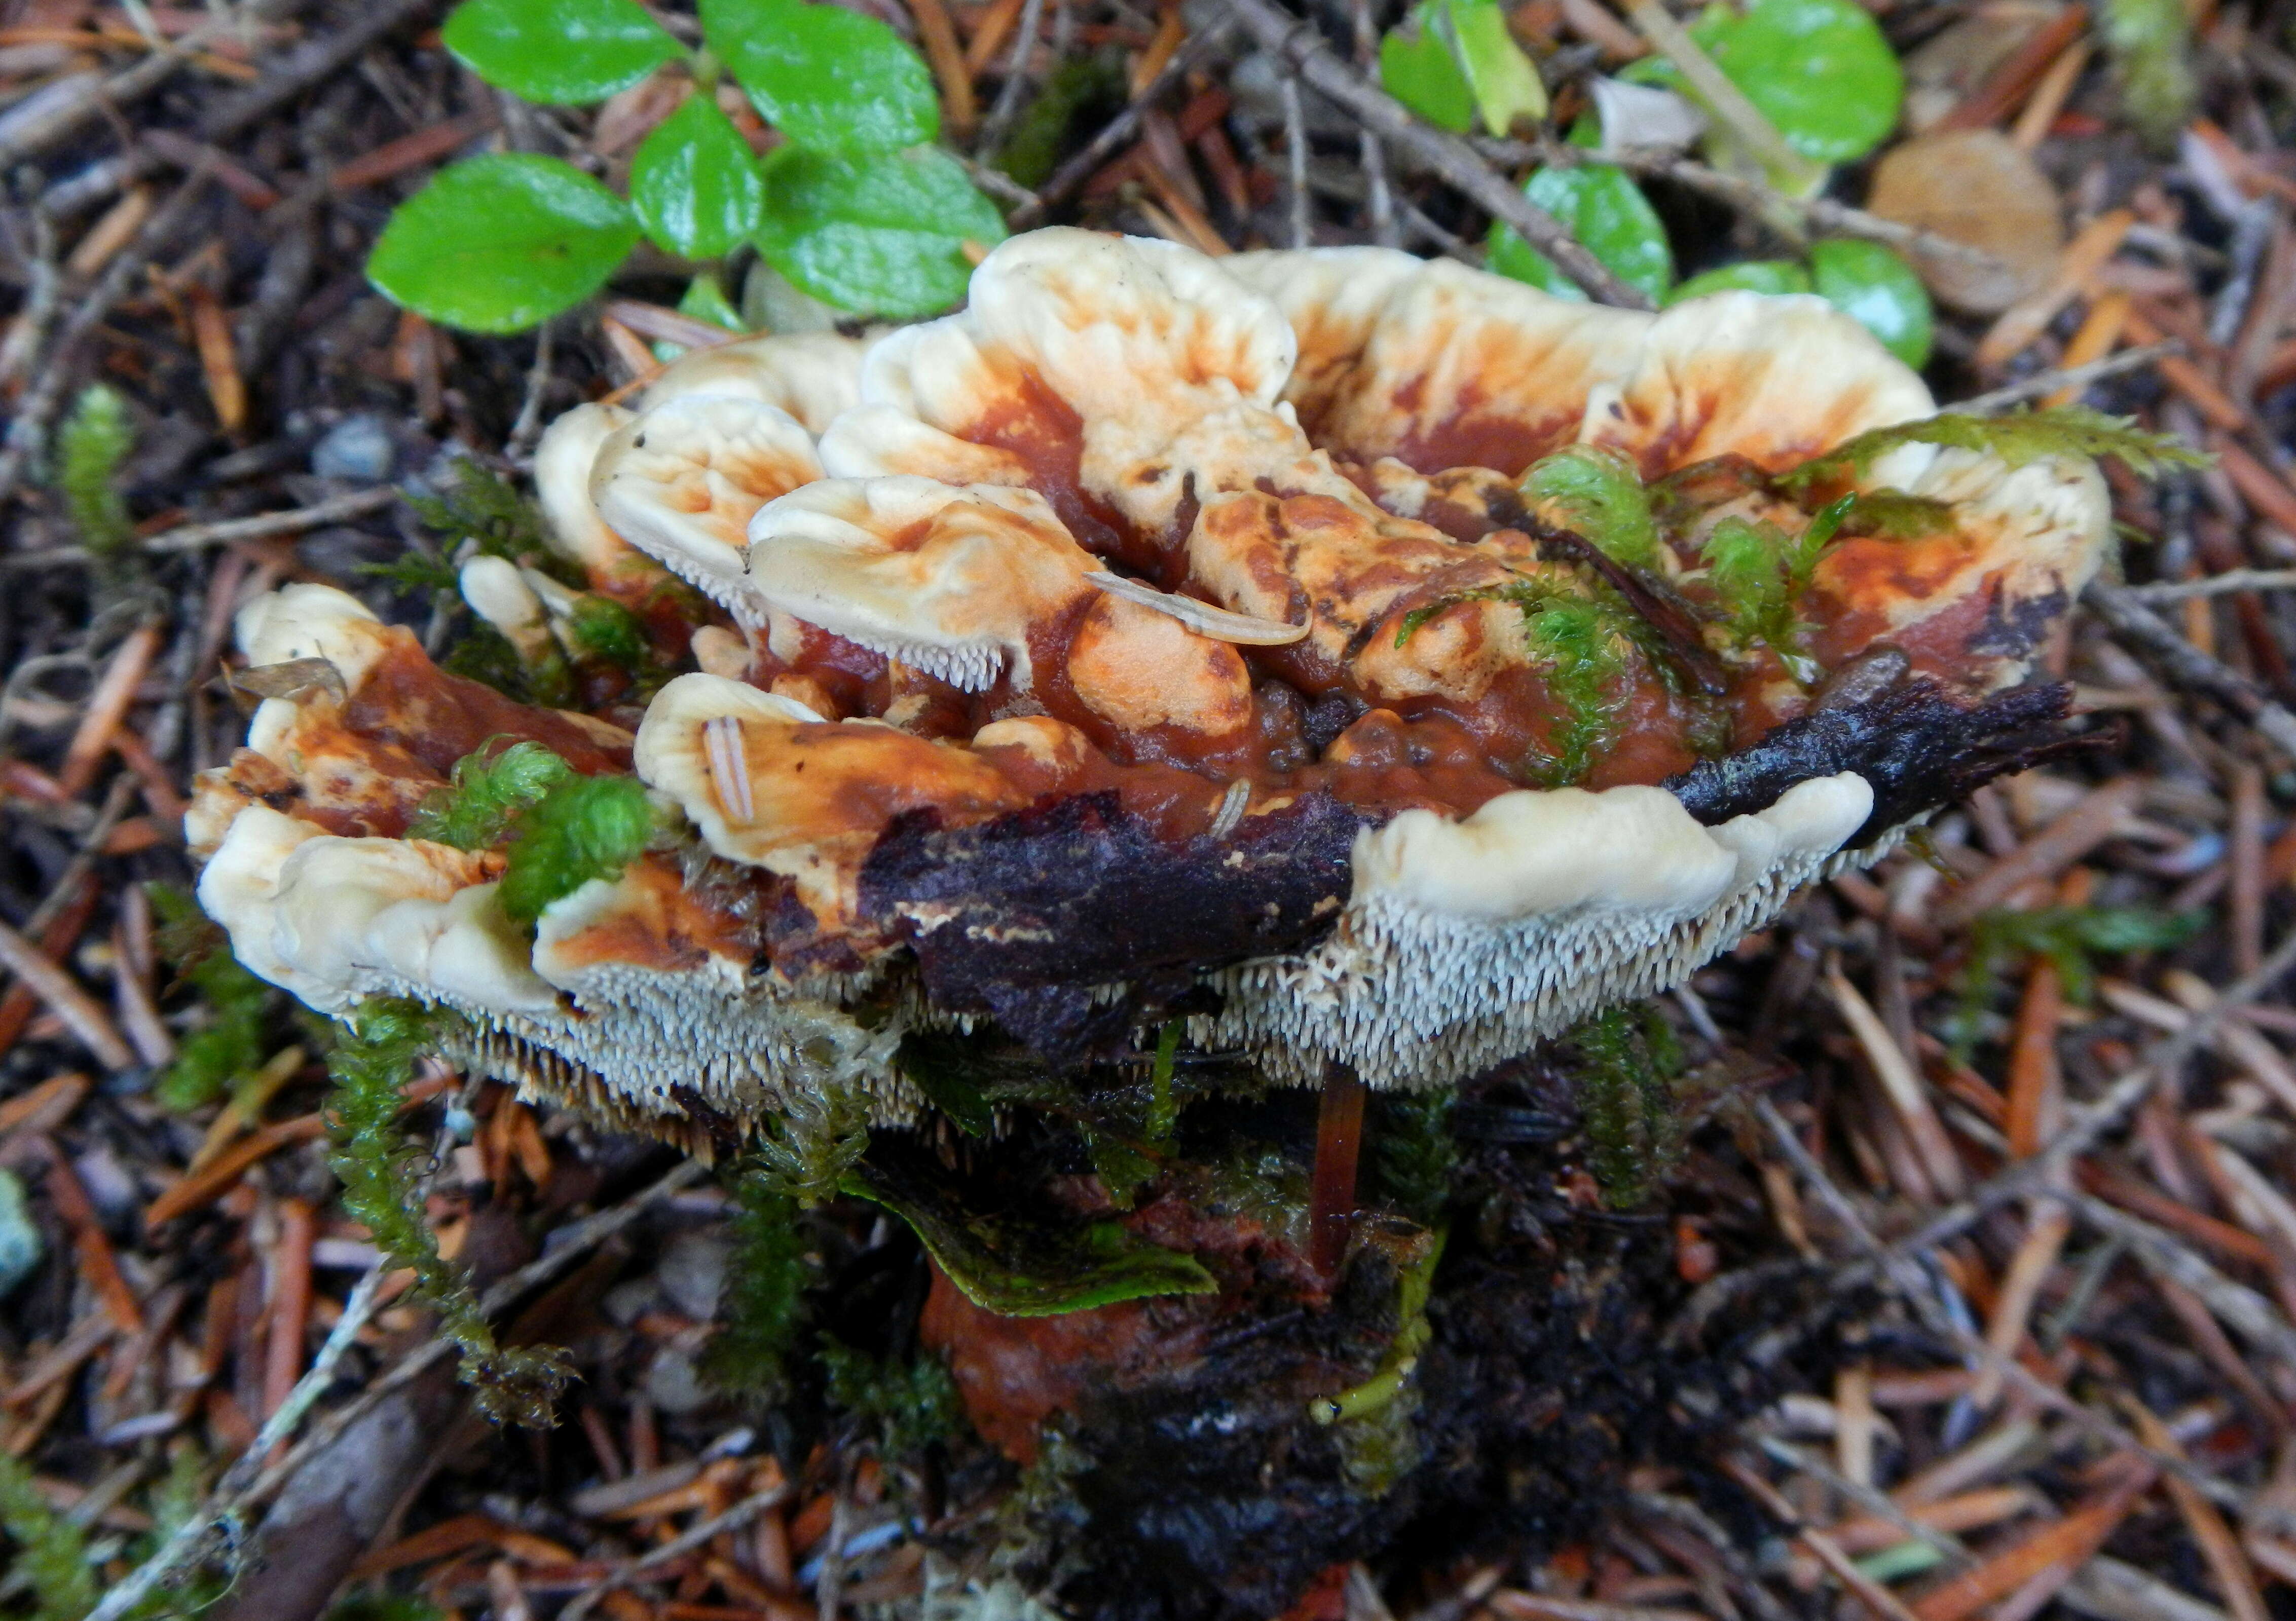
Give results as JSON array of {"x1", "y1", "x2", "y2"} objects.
[
  {"x1": 703, "y1": 1175, "x2": 814, "y2": 1401},
  {"x1": 2103, "y1": 0, "x2": 2196, "y2": 150},
  {"x1": 0, "y1": 1451, "x2": 96, "y2": 1621},
  {"x1": 566, "y1": 595, "x2": 674, "y2": 697},
  {"x1": 819, "y1": 1336, "x2": 964, "y2": 1457},
  {"x1": 496, "y1": 774, "x2": 656, "y2": 924},
  {"x1": 1570, "y1": 1003, "x2": 1685, "y2": 1210},
  {"x1": 407, "y1": 740, "x2": 575, "y2": 852},
  {"x1": 327, "y1": 1000, "x2": 571, "y2": 1425},
  {"x1": 1365, "y1": 1089, "x2": 1457, "y2": 1228},
  {"x1": 54, "y1": 384, "x2": 134, "y2": 559},
  {"x1": 993, "y1": 54, "x2": 1127, "y2": 189},
  {"x1": 1523, "y1": 445, "x2": 1660, "y2": 570},
  {"x1": 149, "y1": 882, "x2": 276, "y2": 1113}
]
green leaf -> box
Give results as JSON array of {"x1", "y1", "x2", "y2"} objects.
[
  {"x1": 1783, "y1": 405, "x2": 2213, "y2": 492},
  {"x1": 1524, "y1": 444, "x2": 1660, "y2": 569},
  {"x1": 1380, "y1": 0, "x2": 1546, "y2": 135},
  {"x1": 441, "y1": 0, "x2": 682, "y2": 105},
  {"x1": 1380, "y1": 4, "x2": 1478, "y2": 133},
  {"x1": 755, "y1": 145, "x2": 1006, "y2": 317},
  {"x1": 1686, "y1": 0, "x2": 1903, "y2": 164},
  {"x1": 1664, "y1": 259, "x2": 1811, "y2": 302},
  {"x1": 1487, "y1": 163, "x2": 1673, "y2": 304},
  {"x1": 1810, "y1": 238, "x2": 1933, "y2": 370},
  {"x1": 846, "y1": 1152, "x2": 1217, "y2": 1316},
  {"x1": 702, "y1": 0, "x2": 937, "y2": 156},
  {"x1": 631, "y1": 94, "x2": 766, "y2": 260},
  {"x1": 368, "y1": 155, "x2": 639, "y2": 334},
  {"x1": 1449, "y1": 0, "x2": 1549, "y2": 133}
]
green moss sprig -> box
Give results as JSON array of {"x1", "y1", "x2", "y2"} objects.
[
  {"x1": 496, "y1": 772, "x2": 657, "y2": 924},
  {"x1": 1782, "y1": 405, "x2": 2207, "y2": 494},
  {"x1": 327, "y1": 1000, "x2": 571, "y2": 1425},
  {"x1": 819, "y1": 1336, "x2": 963, "y2": 1457},
  {"x1": 1523, "y1": 445, "x2": 1661, "y2": 571},
  {"x1": 149, "y1": 882, "x2": 277, "y2": 1113},
  {"x1": 1697, "y1": 513, "x2": 1834, "y2": 683},
  {"x1": 0, "y1": 1451, "x2": 96, "y2": 1621},
  {"x1": 54, "y1": 384, "x2": 134, "y2": 560},
  {"x1": 1570, "y1": 1003, "x2": 1685, "y2": 1209},
  {"x1": 1398, "y1": 579, "x2": 1633, "y2": 786},
  {"x1": 1951, "y1": 903, "x2": 2205, "y2": 1058},
  {"x1": 407, "y1": 740, "x2": 576, "y2": 852},
  {"x1": 702, "y1": 1174, "x2": 815, "y2": 1401}
]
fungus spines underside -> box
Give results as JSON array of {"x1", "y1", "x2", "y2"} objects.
[{"x1": 192, "y1": 228, "x2": 2131, "y2": 1145}]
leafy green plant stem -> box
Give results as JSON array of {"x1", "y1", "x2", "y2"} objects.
[{"x1": 327, "y1": 1001, "x2": 571, "y2": 1424}]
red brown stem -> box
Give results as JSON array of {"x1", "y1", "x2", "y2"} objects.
[{"x1": 1310, "y1": 1064, "x2": 1368, "y2": 1279}]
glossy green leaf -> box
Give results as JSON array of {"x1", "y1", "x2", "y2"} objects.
[
  {"x1": 1487, "y1": 164, "x2": 1672, "y2": 304},
  {"x1": 1451, "y1": 0, "x2": 1549, "y2": 133},
  {"x1": 755, "y1": 145, "x2": 1005, "y2": 317},
  {"x1": 441, "y1": 0, "x2": 682, "y2": 105},
  {"x1": 1809, "y1": 238, "x2": 1934, "y2": 369},
  {"x1": 1380, "y1": 6, "x2": 1477, "y2": 133},
  {"x1": 1380, "y1": 0, "x2": 1545, "y2": 135},
  {"x1": 631, "y1": 94, "x2": 766, "y2": 259},
  {"x1": 367, "y1": 155, "x2": 639, "y2": 334},
  {"x1": 1687, "y1": 0, "x2": 1903, "y2": 164},
  {"x1": 702, "y1": 0, "x2": 937, "y2": 156},
  {"x1": 1664, "y1": 259, "x2": 1811, "y2": 301}
]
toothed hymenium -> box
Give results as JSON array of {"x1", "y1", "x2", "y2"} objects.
[{"x1": 193, "y1": 229, "x2": 2135, "y2": 1139}]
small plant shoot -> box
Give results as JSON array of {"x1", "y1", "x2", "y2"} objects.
[
  {"x1": 373, "y1": 0, "x2": 1006, "y2": 332},
  {"x1": 1379, "y1": 0, "x2": 1548, "y2": 136}
]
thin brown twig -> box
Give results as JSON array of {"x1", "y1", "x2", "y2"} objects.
[
  {"x1": 0, "y1": 161, "x2": 217, "y2": 506},
  {"x1": 558, "y1": 1480, "x2": 795, "y2": 1621},
  {"x1": 2083, "y1": 579, "x2": 2296, "y2": 761},
  {"x1": 138, "y1": 487, "x2": 401, "y2": 554},
  {"x1": 1956, "y1": 342, "x2": 2186, "y2": 413},
  {"x1": 0, "y1": 916, "x2": 135, "y2": 1071}
]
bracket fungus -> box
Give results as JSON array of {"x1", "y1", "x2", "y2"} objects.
[
  {"x1": 187, "y1": 228, "x2": 2176, "y2": 1601},
  {"x1": 193, "y1": 225, "x2": 2129, "y2": 1143}
]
